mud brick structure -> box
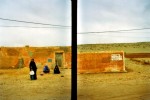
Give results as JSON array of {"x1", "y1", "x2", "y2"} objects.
[
  {"x1": 0, "y1": 46, "x2": 71, "y2": 69},
  {"x1": 77, "y1": 51, "x2": 126, "y2": 73}
]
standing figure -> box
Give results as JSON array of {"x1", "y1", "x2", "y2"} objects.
[{"x1": 29, "y1": 59, "x2": 37, "y2": 80}]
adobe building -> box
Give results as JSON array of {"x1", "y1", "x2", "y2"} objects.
[
  {"x1": 0, "y1": 46, "x2": 126, "y2": 73},
  {"x1": 0, "y1": 46, "x2": 71, "y2": 69},
  {"x1": 77, "y1": 51, "x2": 126, "y2": 73}
]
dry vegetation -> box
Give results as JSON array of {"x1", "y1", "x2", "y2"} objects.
[{"x1": 77, "y1": 42, "x2": 150, "y2": 53}]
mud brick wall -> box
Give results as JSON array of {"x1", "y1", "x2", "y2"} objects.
[
  {"x1": 65, "y1": 52, "x2": 71, "y2": 68},
  {"x1": 77, "y1": 51, "x2": 126, "y2": 73},
  {"x1": 0, "y1": 56, "x2": 18, "y2": 68},
  {"x1": 0, "y1": 47, "x2": 71, "y2": 69}
]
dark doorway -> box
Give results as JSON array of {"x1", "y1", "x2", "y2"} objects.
[{"x1": 55, "y1": 53, "x2": 63, "y2": 67}]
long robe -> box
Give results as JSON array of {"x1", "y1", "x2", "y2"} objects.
[{"x1": 29, "y1": 60, "x2": 37, "y2": 79}]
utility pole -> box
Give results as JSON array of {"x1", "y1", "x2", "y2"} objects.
[{"x1": 71, "y1": 0, "x2": 77, "y2": 100}]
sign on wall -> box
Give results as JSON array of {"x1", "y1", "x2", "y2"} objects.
[
  {"x1": 77, "y1": 51, "x2": 126, "y2": 73},
  {"x1": 111, "y1": 54, "x2": 122, "y2": 61}
]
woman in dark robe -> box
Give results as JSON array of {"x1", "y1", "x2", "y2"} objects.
[
  {"x1": 54, "y1": 64, "x2": 60, "y2": 74},
  {"x1": 29, "y1": 59, "x2": 37, "y2": 80}
]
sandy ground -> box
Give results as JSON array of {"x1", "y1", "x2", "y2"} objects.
[
  {"x1": 77, "y1": 58, "x2": 150, "y2": 100},
  {"x1": 1, "y1": 58, "x2": 150, "y2": 100},
  {"x1": 0, "y1": 67, "x2": 71, "y2": 100}
]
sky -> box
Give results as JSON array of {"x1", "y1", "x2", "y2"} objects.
[
  {"x1": 78, "y1": 0, "x2": 150, "y2": 44},
  {"x1": 0, "y1": 0, "x2": 71, "y2": 47}
]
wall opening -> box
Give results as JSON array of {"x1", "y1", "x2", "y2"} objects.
[{"x1": 55, "y1": 53, "x2": 63, "y2": 67}]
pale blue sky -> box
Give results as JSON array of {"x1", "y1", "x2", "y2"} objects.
[
  {"x1": 0, "y1": 0, "x2": 71, "y2": 46},
  {"x1": 78, "y1": 0, "x2": 150, "y2": 44}
]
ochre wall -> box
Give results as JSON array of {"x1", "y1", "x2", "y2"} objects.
[
  {"x1": 0, "y1": 47, "x2": 71, "y2": 69},
  {"x1": 65, "y1": 52, "x2": 71, "y2": 69},
  {"x1": 77, "y1": 51, "x2": 126, "y2": 73}
]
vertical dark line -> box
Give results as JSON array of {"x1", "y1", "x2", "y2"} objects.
[{"x1": 71, "y1": 0, "x2": 77, "y2": 100}]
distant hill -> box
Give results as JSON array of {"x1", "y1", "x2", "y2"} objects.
[{"x1": 77, "y1": 42, "x2": 150, "y2": 53}]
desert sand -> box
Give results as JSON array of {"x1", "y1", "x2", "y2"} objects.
[
  {"x1": 0, "y1": 67, "x2": 71, "y2": 100},
  {"x1": 1, "y1": 58, "x2": 150, "y2": 100}
]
